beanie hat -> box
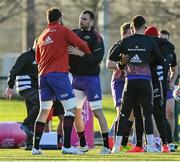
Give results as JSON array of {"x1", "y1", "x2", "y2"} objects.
[{"x1": 145, "y1": 26, "x2": 158, "y2": 37}]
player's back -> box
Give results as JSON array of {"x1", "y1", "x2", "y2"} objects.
[
  {"x1": 121, "y1": 34, "x2": 163, "y2": 78},
  {"x1": 36, "y1": 23, "x2": 71, "y2": 76}
]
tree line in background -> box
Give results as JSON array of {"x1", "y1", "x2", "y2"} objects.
[
  {"x1": 0, "y1": 0, "x2": 179, "y2": 93},
  {"x1": 0, "y1": 0, "x2": 179, "y2": 51}
]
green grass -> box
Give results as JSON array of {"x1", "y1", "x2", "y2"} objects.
[
  {"x1": 1, "y1": 97, "x2": 180, "y2": 161},
  {"x1": 0, "y1": 95, "x2": 116, "y2": 131},
  {"x1": 0, "y1": 98, "x2": 26, "y2": 122},
  {"x1": 0, "y1": 146, "x2": 180, "y2": 162}
]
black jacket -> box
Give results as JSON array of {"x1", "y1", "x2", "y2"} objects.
[
  {"x1": 150, "y1": 37, "x2": 176, "y2": 81},
  {"x1": 7, "y1": 48, "x2": 38, "y2": 92},
  {"x1": 69, "y1": 28, "x2": 104, "y2": 76},
  {"x1": 109, "y1": 34, "x2": 164, "y2": 77}
]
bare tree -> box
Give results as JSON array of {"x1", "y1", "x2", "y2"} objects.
[
  {"x1": 22, "y1": 0, "x2": 36, "y2": 51},
  {"x1": 0, "y1": 0, "x2": 23, "y2": 23},
  {"x1": 0, "y1": 0, "x2": 62, "y2": 51}
]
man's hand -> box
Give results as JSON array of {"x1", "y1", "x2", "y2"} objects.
[
  {"x1": 67, "y1": 46, "x2": 85, "y2": 57},
  {"x1": 4, "y1": 88, "x2": 14, "y2": 99},
  {"x1": 119, "y1": 53, "x2": 129, "y2": 65}
]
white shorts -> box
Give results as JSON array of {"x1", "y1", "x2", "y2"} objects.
[{"x1": 73, "y1": 89, "x2": 102, "y2": 111}]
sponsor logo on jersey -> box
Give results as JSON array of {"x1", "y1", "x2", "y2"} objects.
[
  {"x1": 130, "y1": 54, "x2": 142, "y2": 63},
  {"x1": 84, "y1": 35, "x2": 91, "y2": 40},
  {"x1": 44, "y1": 36, "x2": 53, "y2": 45}
]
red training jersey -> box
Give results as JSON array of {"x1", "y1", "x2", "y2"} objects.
[{"x1": 36, "y1": 22, "x2": 91, "y2": 76}]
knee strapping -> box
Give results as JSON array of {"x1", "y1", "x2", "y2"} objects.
[{"x1": 64, "y1": 108, "x2": 75, "y2": 117}]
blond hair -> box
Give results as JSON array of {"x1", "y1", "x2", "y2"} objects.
[{"x1": 120, "y1": 22, "x2": 131, "y2": 38}]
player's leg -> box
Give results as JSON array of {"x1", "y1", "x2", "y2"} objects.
[
  {"x1": 19, "y1": 88, "x2": 40, "y2": 150},
  {"x1": 32, "y1": 104, "x2": 53, "y2": 154},
  {"x1": 166, "y1": 90, "x2": 175, "y2": 137},
  {"x1": 73, "y1": 89, "x2": 88, "y2": 151},
  {"x1": 139, "y1": 80, "x2": 155, "y2": 152},
  {"x1": 110, "y1": 79, "x2": 134, "y2": 150},
  {"x1": 32, "y1": 75, "x2": 54, "y2": 155},
  {"x1": 166, "y1": 90, "x2": 176, "y2": 151},
  {"x1": 72, "y1": 75, "x2": 90, "y2": 152},
  {"x1": 121, "y1": 111, "x2": 134, "y2": 148},
  {"x1": 112, "y1": 80, "x2": 136, "y2": 153},
  {"x1": 44, "y1": 107, "x2": 53, "y2": 132},
  {"x1": 53, "y1": 100, "x2": 65, "y2": 149},
  {"x1": 20, "y1": 88, "x2": 40, "y2": 134},
  {"x1": 86, "y1": 76, "x2": 110, "y2": 154},
  {"x1": 49, "y1": 73, "x2": 83, "y2": 154},
  {"x1": 126, "y1": 104, "x2": 144, "y2": 153},
  {"x1": 109, "y1": 80, "x2": 124, "y2": 137}
]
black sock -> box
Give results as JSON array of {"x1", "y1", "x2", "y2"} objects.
[
  {"x1": 33, "y1": 121, "x2": 45, "y2": 149},
  {"x1": 135, "y1": 119, "x2": 143, "y2": 148},
  {"x1": 121, "y1": 120, "x2": 133, "y2": 146},
  {"x1": 166, "y1": 119, "x2": 173, "y2": 143},
  {"x1": 63, "y1": 116, "x2": 74, "y2": 148},
  {"x1": 114, "y1": 121, "x2": 118, "y2": 134},
  {"x1": 77, "y1": 131, "x2": 86, "y2": 147},
  {"x1": 136, "y1": 135, "x2": 143, "y2": 147},
  {"x1": 57, "y1": 134, "x2": 62, "y2": 144},
  {"x1": 102, "y1": 132, "x2": 109, "y2": 148},
  {"x1": 57, "y1": 134, "x2": 62, "y2": 149}
]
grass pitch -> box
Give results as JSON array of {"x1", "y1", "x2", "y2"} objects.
[
  {"x1": 0, "y1": 146, "x2": 180, "y2": 162},
  {"x1": 0, "y1": 95, "x2": 116, "y2": 131},
  {"x1": 1, "y1": 96, "x2": 180, "y2": 162}
]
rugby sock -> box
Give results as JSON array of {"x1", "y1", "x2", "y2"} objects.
[
  {"x1": 102, "y1": 132, "x2": 109, "y2": 148},
  {"x1": 63, "y1": 116, "x2": 74, "y2": 148},
  {"x1": 136, "y1": 131, "x2": 143, "y2": 147},
  {"x1": 57, "y1": 134, "x2": 63, "y2": 149},
  {"x1": 154, "y1": 137, "x2": 161, "y2": 146},
  {"x1": 166, "y1": 120, "x2": 173, "y2": 143},
  {"x1": 108, "y1": 122, "x2": 115, "y2": 136},
  {"x1": 115, "y1": 136, "x2": 122, "y2": 146},
  {"x1": 114, "y1": 120, "x2": 118, "y2": 134},
  {"x1": 77, "y1": 131, "x2": 86, "y2": 147},
  {"x1": 121, "y1": 120, "x2": 133, "y2": 146},
  {"x1": 57, "y1": 134, "x2": 62, "y2": 144},
  {"x1": 146, "y1": 134, "x2": 154, "y2": 147},
  {"x1": 33, "y1": 121, "x2": 45, "y2": 149}
]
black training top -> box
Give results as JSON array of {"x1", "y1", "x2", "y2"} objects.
[
  {"x1": 7, "y1": 48, "x2": 38, "y2": 92},
  {"x1": 69, "y1": 28, "x2": 104, "y2": 76},
  {"x1": 149, "y1": 37, "x2": 176, "y2": 81},
  {"x1": 109, "y1": 34, "x2": 164, "y2": 79}
]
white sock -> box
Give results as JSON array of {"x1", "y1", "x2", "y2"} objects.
[
  {"x1": 154, "y1": 137, "x2": 161, "y2": 146},
  {"x1": 146, "y1": 134, "x2": 154, "y2": 147},
  {"x1": 114, "y1": 136, "x2": 122, "y2": 146},
  {"x1": 132, "y1": 131, "x2": 137, "y2": 145}
]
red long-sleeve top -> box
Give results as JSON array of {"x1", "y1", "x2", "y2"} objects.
[{"x1": 36, "y1": 22, "x2": 91, "y2": 76}]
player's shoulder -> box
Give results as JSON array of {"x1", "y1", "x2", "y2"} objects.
[
  {"x1": 92, "y1": 29, "x2": 103, "y2": 43},
  {"x1": 58, "y1": 25, "x2": 69, "y2": 31},
  {"x1": 72, "y1": 28, "x2": 80, "y2": 32},
  {"x1": 111, "y1": 40, "x2": 121, "y2": 49},
  {"x1": 57, "y1": 25, "x2": 73, "y2": 34},
  {"x1": 72, "y1": 28, "x2": 81, "y2": 36}
]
